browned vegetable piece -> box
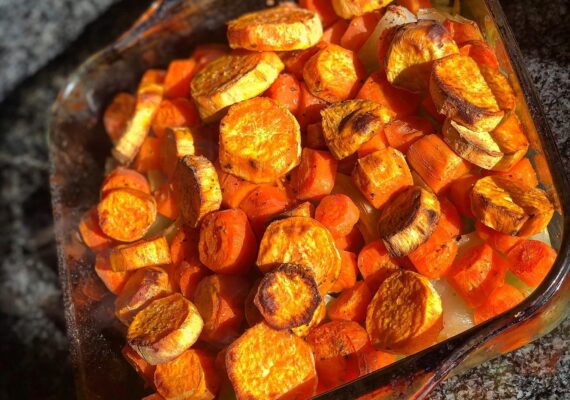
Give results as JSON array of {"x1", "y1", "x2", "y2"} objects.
[
  {"x1": 257, "y1": 217, "x2": 341, "y2": 296},
  {"x1": 254, "y1": 263, "x2": 321, "y2": 330},
  {"x1": 489, "y1": 113, "x2": 529, "y2": 171},
  {"x1": 470, "y1": 176, "x2": 554, "y2": 236},
  {"x1": 366, "y1": 270, "x2": 443, "y2": 354},
  {"x1": 226, "y1": 322, "x2": 317, "y2": 400},
  {"x1": 244, "y1": 279, "x2": 264, "y2": 327},
  {"x1": 219, "y1": 97, "x2": 301, "y2": 183},
  {"x1": 127, "y1": 293, "x2": 203, "y2": 365},
  {"x1": 154, "y1": 349, "x2": 220, "y2": 400},
  {"x1": 430, "y1": 54, "x2": 504, "y2": 131},
  {"x1": 173, "y1": 155, "x2": 222, "y2": 228},
  {"x1": 479, "y1": 64, "x2": 516, "y2": 112},
  {"x1": 159, "y1": 127, "x2": 196, "y2": 179},
  {"x1": 271, "y1": 201, "x2": 315, "y2": 223},
  {"x1": 377, "y1": 186, "x2": 441, "y2": 257},
  {"x1": 290, "y1": 299, "x2": 326, "y2": 337},
  {"x1": 115, "y1": 266, "x2": 172, "y2": 325},
  {"x1": 103, "y1": 92, "x2": 136, "y2": 143},
  {"x1": 191, "y1": 52, "x2": 284, "y2": 121},
  {"x1": 321, "y1": 99, "x2": 394, "y2": 160},
  {"x1": 100, "y1": 167, "x2": 150, "y2": 195},
  {"x1": 109, "y1": 236, "x2": 172, "y2": 272},
  {"x1": 385, "y1": 20, "x2": 459, "y2": 93},
  {"x1": 227, "y1": 5, "x2": 323, "y2": 51},
  {"x1": 332, "y1": 0, "x2": 390, "y2": 19},
  {"x1": 97, "y1": 188, "x2": 157, "y2": 243},
  {"x1": 112, "y1": 77, "x2": 163, "y2": 164},
  {"x1": 122, "y1": 345, "x2": 156, "y2": 388}
]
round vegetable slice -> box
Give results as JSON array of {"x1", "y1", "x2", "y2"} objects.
[{"x1": 332, "y1": 0, "x2": 389, "y2": 19}]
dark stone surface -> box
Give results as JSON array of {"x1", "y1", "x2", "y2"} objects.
[{"x1": 0, "y1": 0, "x2": 567, "y2": 399}]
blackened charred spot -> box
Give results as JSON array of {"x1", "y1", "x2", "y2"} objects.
[
  {"x1": 224, "y1": 163, "x2": 232, "y2": 170},
  {"x1": 248, "y1": 159, "x2": 258, "y2": 169},
  {"x1": 351, "y1": 112, "x2": 378, "y2": 134}
]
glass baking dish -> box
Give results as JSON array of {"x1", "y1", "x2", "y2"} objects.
[{"x1": 48, "y1": 0, "x2": 569, "y2": 398}]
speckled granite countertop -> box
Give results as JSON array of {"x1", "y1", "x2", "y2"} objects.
[{"x1": 0, "y1": 0, "x2": 567, "y2": 398}]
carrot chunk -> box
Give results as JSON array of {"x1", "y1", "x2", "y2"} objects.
[
  {"x1": 79, "y1": 207, "x2": 113, "y2": 251},
  {"x1": 315, "y1": 194, "x2": 360, "y2": 237},
  {"x1": 357, "y1": 240, "x2": 400, "y2": 292},
  {"x1": 327, "y1": 280, "x2": 372, "y2": 323},
  {"x1": 448, "y1": 243, "x2": 508, "y2": 307},
  {"x1": 357, "y1": 345, "x2": 396, "y2": 375},
  {"x1": 330, "y1": 250, "x2": 358, "y2": 292},
  {"x1": 282, "y1": 42, "x2": 327, "y2": 80},
  {"x1": 265, "y1": 72, "x2": 301, "y2": 115},
  {"x1": 334, "y1": 225, "x2": 365, "y2": 253},
  {"x1": 297, "y1": 81, "x2": 329, "y2": 130},
  {"x1": 475, "y1": 221, "x2": 523, "y2": 254},
  {"x1": 442, "y1": 18, "x2": 484, "y2": 45},
  {"x1": 218, "y1": 170, "x2": 257, "y2": 210},
  {"x1": 198, "y1": 209, "x2": 257, "y2": 275},
  {"x1": 94, "y1": 253, "x2": 131, "y2": 295},
  {"x1": 357, "y1": 129, "x2": 388, "y2": 158},
  {"x1": 357, "y1": 71, "x2": 422, "y2": 119},
  {"x1": 178, "y1": 261, "x2": 209, "y2": 300},
  {"x1": 407, "y1": 134, "x2": 471, "y2": 194},
  {"x1": 473, "y1": 284, "x2": 525, "y2": 324},
  {"x1": 110, "y1": 236, "x2": 172, "y2": 272},
  {"x1": 151, "y1": 98, "x2": 200, "y2": 138},
  {"x1": 485, "y1": 158, "x2": 538, "y2": 188},
  {"x1": 226, "y1": 322, "x2": 317, "y2": 400},
  {"x1": 101, "y1": 167, "x2": 150, "y2": 195},
  {"x1": 170, "y1": 225, "x2": 201, "y2": 268},
  {"x1": 239, "y1": 184, "x2": 290, "y2": 238},
  {"x1": 383, "y1": 116, "x2": 434, "y2": 153},
  {"x1": 133, "y1": 136, "x2": 162, "y2": 174},
  {"x1": 296, "y1": 148, "x2": 338, "y2": 201},
  {"x1": 122, "y1": 345, "x2": 156, "y2": 388},
  {"x1": 103, "y1": 92, "x2": 136, "y2": 143},
  {"x1": 305, "y1": 122, "x2": 328, "y2": 150},
  {"x1": 193, "y1": 274, "x2": 250, "y2": 344},
  {"x1": 507, "y1": 240, "x2": 557, "y2": 287},
  {"x1": 448, "y1": 174, "x2": 479, "y2": 218},
  {"x1": 163, "y1": 59, "x2": 197, "y2": 99},
  {"x1": 300, "y1": 0, "x2": 339, "y2": 28},
  {"x1": 340, "y1": 11, "x2": 381, "y2": 52},
  {"x1": 153, "y1": 183, "x2": 179, "y2": 220},
  {"x1": 322, "y1": 19, "x2": 349, "y2": 44}
]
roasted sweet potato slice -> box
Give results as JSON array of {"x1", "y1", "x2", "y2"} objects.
[
  {"x1": 442, "y1": 17, "x2": 483, "y2": 45},
  {"x1": 332, "y1": 0, "x2": 389, "y2": 19},
  {"x1": 321, "y1": 99, "x2": 394, "y2": 160},
  {"x1": 486, "y1": 158, "x2": 538, "y2": 188},
  {"x1": 151, "y1": 98, "x2": 200, "y2": 138},
  {"x1": 226, "y1": 322, "x2": 317, "y2": 400},
  {"x1": 352, "y1": 147, "x2": 413, "y2": 209},
  {"x1": 357, "y1": 240, "x2": 401, "y2": 292},
  {"x1": 459, "y1": 39, "x2": 499, "y2": 70},
  {"x1": 479, "y1": 65, "x2": 516, "y2": 112},
  {"x1": 79, "y1": 207, "x2": 113, "y2": 251},
  {"x1": 154, "y1": 349, "x2": 219, "y2": 400},
  {"x1": 430, "y1": 54, "x2": 504, "y2": 131},
  {"x1": 257, "y1": 217, "x2": 341, "y2": 295},
  {"x1": 290, "y1": 299, "x2": 326, "y2": 337},
  {"x1": 115, "y1": 266, "x2": 172, "y2": 325},
  {"x1": 159, "y1": 127, "x2": 196, "y2": 179},
  {"x1": 163, "y1": 58, "x2": 197, "y2": 99},
  {"x1": 366, "y1": 270, "x2": 442, "y2": 354},
  {"x1": 190, "y1": 51, "x2": 284, "y2": 121},
  {"x1": 127, "y1": 293, "x2": 203, "y2": 365},
  {"x1": 244, "y1": 279, "x2": 264, "y2": 327},
  {"x1": 101, "y1": 167, "x2": 150, "y2": 195},
  {"x1": 227, "y1": 5, "x2": 323, "y2": 51},
  {"x1": 219, "y1": 97, "x2": 301, "y2": 183},
  {"x1": 471, "y1": 176, "x2": 554, "y2": 236},
  {"x1": 110, "y1": 236, "x2": 172, "y2": 272},
  {"x1": 385, "y1": 20, "x2": 458, "y2": 93},
  {"x1": 192, "y1": 274, "x2": 250, "y2": 345},
  {"x1": 303, "y1": 43, "x2": 365, "y2": 102},
  {"x1": 272, "y1": 201, "x2": 315, "y2": 222},
  {"x1": 328, "y1": 280, "x2": 373, "y2": 323},
  {"x1": 383, "y1": 115, "x2": 433, "y2": 153},
  {"x1": 377, "y1": 186, "x2": 441, "y2": 257},
  {"x1": 103, "y1": 92, "x2": 136, "y2": 143},
  {"x1": 122, "y1": 345, "x2": 156, "y2": 388},
  {"x1": 254, "y1": 263, "x2": 321, "y2": 330},
  {"x1": 97, "y1": 188, "x2": 157, "y2": 243},
  {"x1": 300, "y1": 0, "x2": 339, "y2": 28},
  {"x1": 218, "y1": 170, "x2": 257, "y2": 209},
  {"x1": 488, "y1": 113, "x2": 529, "y2": 172},
  {"x1": 94, "y1": 253, "x2": 131, "y2": 295},
  {"x1": 173, "y1": 155, "x2": 222, "y2": 228}
]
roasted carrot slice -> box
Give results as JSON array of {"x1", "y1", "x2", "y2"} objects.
[
  {"x1": 335, "y1": 225, "x2": 365, "y2": 253},
  {"x1": 297, "y1": 81, "x2": 329, "y2": 130},
  {"x1": 198, "y1": 209, "x2": 257, "y2": 275},
  {"x1": 332, "y1": 0, "x2": 388, "y2": 19},
  {"x1": 191, "y1": 51, "x2": 284, "y2": 121},
  {"x1": 442, "y1": 18, "x2": 483, "y2": 45},
  {"x1": 254, "y1": 263, "x2": 321, "y2": 330},
  {"x1": 170, "y1": 225, "x2": 201, "y2": 268},
  {"x1": 97, "y1": 188, "x2": 157, "y2": 243},
  {"x1": 258, "y1": 217, "x2": 341, "y2": 296},
  {"x1": 291, "y1": 299, "x2": 327, "y2": 338},
  {"x1": 79, "y1": 207, "x2": 113, "y2": 251},
  {"x1": 114, "y1": 266, "x2": 173, "y2": 325},
  {"x1": 366, "y1": 271, "x2": 443, "y2": 354},
  {"x1": 101, "y1": 167, "x2": 150, "y2": 195},
  {"x1": 340, "y1": 11, "x2": 381, "y2": 52},
  {"x1": 112, "y1": 76, "x2": 163, "y2": 165},
  {"x1": 305, "y1": 320, "x2": 369, "y2": 391},
  {"x1": 322, "y1": 19, "x2": 349, "y2": 44},
  {"x1": 383, "y1": 116, "x2": 434, "y2": 153},
  {"x1": 227, "y1": 5, "x2": 323, "y2": 51},
  {"x1": 192, "y1": 43, "x2": 228, "y2": 70},
  {"x1": 239, "y1": 184, "x2": 290, "y2": 238},
  {"x1": 151, "y1": 98, "x2": 200, "y2": 138},
  {"x1": 133, "y1": 136, "x2": 162, "y2": 174},
  {"x1": 357, "y1": 240, "x2": 400, "y2": 292},
  {"x1": 300, "y1": 0, "x2": 339, "y2": 28},
  {"x1": 485, "y1": 158, "x2": 538, "y2": 188},
  {"x1": 448, "y1": 174, "x2": 479, "y2": 218},
  {"x1": 328, "y1": 280, "x2": 372, "y2": 323},
  {"x1": 226, "y1": 322, "x2": 317, "y2": 400},
  {"x1": 357, "y1": 129, "x2": 388, "y2": 158},
  {"x1": 303, "y1": 44, "x2": 365, "y2": 102},
  {"x1": 103, "y1": 92, "x2": 136, "y2": 143},
  {"x1": 193, "y1": 274, "x2": 250, "y2": 344},
  {"x1": 219, "y1": 97, "x2": 301, "y2": 183},
  {"x1": 357, "y1": 345, "x2": 397, "y2": 375},
  {"x1": 127, "y1": 293, "x2": 203, "y2": 365},
  {"x1": 408, "y1": 231, "x2": 458, "y2": 279},
  {"x1": 296, "y1": 148, "x2": 338, "y2": 202},
  {"x1": 178, "y1": 261, "x2": 210, "y2": 300},
  {"x1": 122, "y1": 345, "x2": 156, "y2": 388},
  {"x1": 448, "y1": 243, "x2": 507, "y2": 307},
  {"x1": 110, "y1": 236, "x2": 172, "y2": 272},
  {"x1": 265, "y1": 72, "x2": 301, "y2": 115},
  {"x1": 475, "y1": 221, "x2": 523, "y2": 255},
  {"x1": 315, "y1": 194, "x2": 360, "y2": 237},
  {"x1": 395, "y1": 0, "x2": 432, "y2": 14},
  {"x1": 154, "y1": 349, "x2": 219, "y2": 400},
  {"x1": 488, "y1": 113, "x2": 529, "y2": 172},
  {"x1": 305, "y1": 122, "x2": 327, "y2": 150},
  {"x1": 94, "y1": 253, "x2": 131, "y2": 295},
  {"x1": 330, "y1": 250, "x2": 358, "y2": 292},
  {"x1": 407, "y1": 134, "x2": 471, "y2": 194},
  {"x1": 218, "y1": 170, "x2": 258, "y2": 210},
  {"x1": 153, "y1": 183, "x2": 179, "y2": 220},
  {"x1": 281, "y1": 42, "x2": 327, "y2": 80},
  {"x1": 507, "y1": 240, "x2": 557, "y2": 287},
  {"x1": 270, "y1": 201, "x2": 315, "y2": 224},
  {"x1": 163, "y1": 59, "x2": 197, "y2": 99},
  {"x1": 173, "y1": 155, "x2": 222, "y2": 228},
  {"x1": 352, "y1": 147, "x2": 413, "y2": 209},
  {"x1": 473, "y1": 284, "x2": 525, "y2": 324}
]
